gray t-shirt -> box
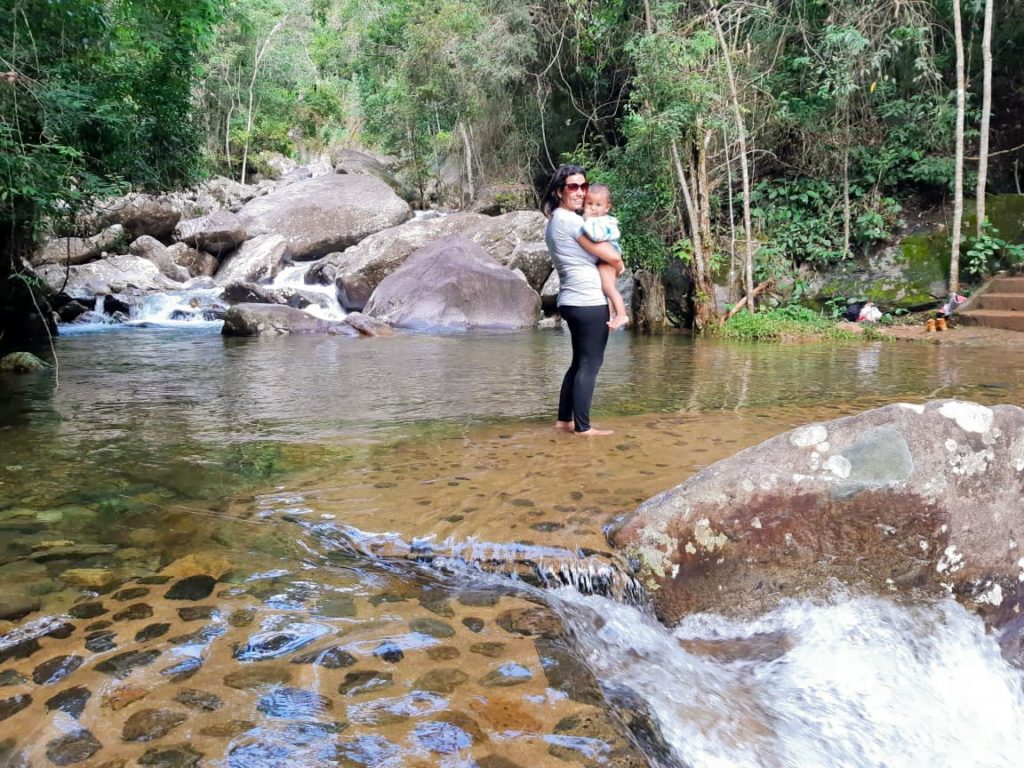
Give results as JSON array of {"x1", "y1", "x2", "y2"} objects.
[{"x1": 546, "y1": 207, "x2": 605, "y2": 307}]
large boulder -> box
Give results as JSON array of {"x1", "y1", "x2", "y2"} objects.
[
  {"x1": 31, "y1": 225, "x2": 125, "y2": 267},
  {"x1": 213, "y1": 234, "x2": 289, "y2": 286},
  {"x1": 237, "y1": 173, "x2": 411, "y2": 261},
  {"x1": 35, "y1": 255, "x2": 182, "y2": 300},
  {"x1": 809, "y1": 231, "x2": 949, "y2": 312},
  {"x1": 173, "y1": 210, "x2": 247, "y2": 255},
  {"x1": 221, "y1": 304, "x2": 357, "y2": 336},
  {"x1": 306, "y1": 210, "x2": 547, "y2": 311},
  {"x1": 166, "y1": 243, "x2": 218, "y2": 278},
  {"x1": 612, "y1": 400, "x2": 1024, "y2": 628},
  {"x1": 89, "y1": 193, "x2": 183, "y2": 239},
  {"x1": 332, "y1": 148, "x2": 415, "y2": 202},
  {"x1": 128, "y1": 236, "x2": 190, "y2": 282},
  {"x1": 363, "y1": 235, "x2": 541, "y2": 330}
]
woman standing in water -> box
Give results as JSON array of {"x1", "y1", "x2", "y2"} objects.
[{"x1": 543, "y1": 165, "x2": 624, "y2": 436}]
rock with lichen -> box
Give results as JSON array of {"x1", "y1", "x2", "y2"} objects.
[{"x1": 612, "y1": 400, "x2": 1024, "y2": 627}]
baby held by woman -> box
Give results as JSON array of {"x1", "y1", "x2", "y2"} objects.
[{"x1": 581, "y1": 183, "x2": 629, "y2": 330}]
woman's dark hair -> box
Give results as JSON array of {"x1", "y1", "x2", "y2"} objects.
[{"x1": 541, "y1": 164, "x2": 587, "y2": 217}]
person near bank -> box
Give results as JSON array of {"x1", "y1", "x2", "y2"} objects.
[{"x1": 542, "y1": 165, "x2": 624, "y2": 437}]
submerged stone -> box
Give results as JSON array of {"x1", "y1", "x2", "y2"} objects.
[
  {"x1": 177, "y1": 606, "x2": 214, "y2": 622},
  {"x1": 413, "y1": 668, "x2": 468, "y2": 694},
  {"x1": 373, "y1": 642, "x2": 404, "y2": 664},
  {"x1": 135, "y1": 623, "x2": 170, "y2": 642},
  {"x1": 137, "y1": 744, "x2": 203, "y2": 768},
  {"x1": 290, "y1": 646, "x2": 357, "y2": 669},
  {"x1": 409, "y1": 617, "x2": 455, "y2": 638},
  {"x1": 173, "y1": 688, "x2": 222, "y2": 712},
  {"x1": 32, "y1": 654, "x2": 84, "y2": 685},
  {"x1": 84, "y1": 630, "x2": 117, "y2": 653},
  {"x1": 0, "y1": 694, "x2": 31, "y2": 722},
  {"x1": 164, "y1": 575, "x2": 216, "y2": 601},
  {"x1": 199, "y1": 720, "x2": 254, "y2": 738},
  {"x1": 113, "y1": 603, "x2": 153, "y2": 621},
  {"x1": 414, "y1": 720, "x2": 472, "y2": 754},
  {"x1": 45, "y1": 686, "x2": 92, "y2": 718},
  {"x1": 68, "y1": 601, "x2": 107, "y2": 619},
  {"x1": 479, "y1": 663, "x2": 533, "y2": 687},
  {"x1": 223, "y1": 666, "x2": 291, "y2": 689},
  {"x1": 45, "y1": 730, "x2": 102, "y2": 766},
  {"x1": 122, "y1": 708, "x2": 189, "y2": 742},
  {"x1": 337, "y1": 670, "x2": 393, "y2": 696},
  {"x1": 94, "y1": 649, "x2": 161, "y2": 677}
]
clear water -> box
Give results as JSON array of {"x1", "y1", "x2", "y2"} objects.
[{"x1": 1, "y1": 326, "x2": 1023, "y2": 767}]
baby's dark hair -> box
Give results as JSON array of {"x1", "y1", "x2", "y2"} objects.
[{"x1": 587, "y1": 183, "x2": 612, "y2": 200}]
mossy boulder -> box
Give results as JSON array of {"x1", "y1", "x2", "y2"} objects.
[{"x1": 811, "y1": 231, "x2": 949, "y2": 312}]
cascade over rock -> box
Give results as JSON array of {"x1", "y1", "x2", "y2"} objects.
[
  {"x1": 238, "y1": 173, "x2": 412, "y2": 261},
  {"x1": 364, "y1": 235, "x2": 541, "y2": 330},
  {"x1": 612, "y1": 400, "x2": 1024, "y2": 627}
]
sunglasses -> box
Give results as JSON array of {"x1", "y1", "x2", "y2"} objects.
[{"x1": 562, "y1": 182, "x2": 589, "y2": 193}]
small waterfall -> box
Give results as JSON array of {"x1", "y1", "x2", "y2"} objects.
[
  {"x1": 270, "y1": 264, "x2": 347, "y2": 321},
  {"x1": 549, "y1": 589, "x2": 1024, "y2": 768},
  {"x1": 306, "y1": 522, "x2": 646, "y2": 605}
]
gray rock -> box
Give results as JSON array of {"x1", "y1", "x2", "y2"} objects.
[
  {"x1": 129, "y1": 236, "x2": 190, "y2": 282},
  {"x1": 35, "y1": 254, "x2": 182, "y2": 300},
  {"x1": 307, "y1": 210, "x2": 546, "y2": 310},
  {"x1": 221, "y1": 304, "x2": 356, "y2": 337},
  {"x1": 613, "y1": 400, "x2": 1024, "y2": 627},
  {"x1": 507, "y1": 241, "x2": 554, "y2": 293},
  {"x1": 173, "y1": 209, "x2": 246, "y2": 255},
  {"x1": 238, "y1": 173, "x2": 411, "y2": 261},
  {"x1": 167, "y1": 243, "x2": 218, "y2": 278},
  {"x1": 213, "y1": 234, "x2": 288, "y2": 286},
  {"x1": 364, "y1": 236, "x2": 541, "y2": 330},
  {"x1": 91, "y1": 193, "x2": 183, "y2": 239},
  {"x1": 32, "y1": 224, "x2": 125, "y2": 267}
]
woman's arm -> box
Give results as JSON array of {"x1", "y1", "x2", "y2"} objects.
[{"x1": 576, "y1": 234, "x2": 624, "y2": 274}]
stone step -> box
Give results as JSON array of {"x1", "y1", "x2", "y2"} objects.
[
  {"x1": 958, "y1": 309, "x2": 1024, "y2": 332},
  {"x1": 976, "y1": 293, "x2": 1024, "y2": 312},
  {"x1": 988, "y1": 276, "x2": 1024, "y2": 293}
]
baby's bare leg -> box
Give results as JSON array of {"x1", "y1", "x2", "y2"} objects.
[{"x1": 598, "y1": 262, "x2": 629, "y2": 329}]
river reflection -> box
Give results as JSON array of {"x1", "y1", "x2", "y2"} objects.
[{"x1": 0, "y1": 327, "x2": 1022, "y2": 767}]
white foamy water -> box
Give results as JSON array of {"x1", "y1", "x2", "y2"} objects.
[
  {"x1": 271, "y1": 263, "x2": 347, "y2": 321},
  {"x1": 552, "y1": 590, "x2": 1024, "y2": 768}
]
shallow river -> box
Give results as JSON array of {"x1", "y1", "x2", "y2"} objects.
[{"x1": 1, "y1": 326, "x2": 1023, "y2": 767}]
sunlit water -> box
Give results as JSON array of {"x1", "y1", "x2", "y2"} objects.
[{"x1": 2, "y1": 326, "x2": 1024, "y2": 767}]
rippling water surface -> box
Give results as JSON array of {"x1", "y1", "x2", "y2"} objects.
[{"x1": 1, "y1": 327, "x2": 1023, "y2": 767}]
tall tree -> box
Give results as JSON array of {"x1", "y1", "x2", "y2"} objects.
[
  {"x1": 976, "y1": 0, "x2": 994, "y2": 237},
  {"x1": 950, "y1": 0, "x2": 966, "y2": 296}
]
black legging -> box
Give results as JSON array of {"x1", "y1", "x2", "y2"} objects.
[{"x1": 558, "y1": 304, "x2": 610, "y2": 432}]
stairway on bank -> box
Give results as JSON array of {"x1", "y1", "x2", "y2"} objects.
[{"x1": 958, "y1": 274, "x2": 1024, "y2": 332}]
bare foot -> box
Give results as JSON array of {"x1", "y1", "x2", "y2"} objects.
[
  {"x1": 575, "y1": 428, "x2": 614, "y2": 436},
  {"x1": 607, "y1": 315, "x2": 630, "y2": 331},
  {"x1": 554, "y1": 420, "x2": 575, "y2": 432}
]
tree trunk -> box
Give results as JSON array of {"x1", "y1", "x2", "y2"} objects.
[
  {"x1": 671, "y1": 140, "x2": 716, "y2": 330},
  {"x1": 976, "y1": 0, "x2": 994, "y2": 236},
  {"x1": 950, "y1": 0, "x2": 966, "y2": 296},
  {"x1": 712, "y1": 6, "x2": 756, "y2": 312},
  {"x1": 842, "y1": 141, "x2": 851, "y2": 259},
  {"x1": 459, "y1": 121, "x2": 474, "y2": 207},
  {"x1": 240, "y1": 17, "x2": 287, "y2": 186}
]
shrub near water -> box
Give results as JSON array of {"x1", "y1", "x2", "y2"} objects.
[{"x1": 717, "y1": 305, "x2": 861, "y2": 341}]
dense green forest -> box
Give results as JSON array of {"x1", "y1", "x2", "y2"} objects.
[{"x1": 3, "y1": 0, "x2": 1024, "y2": 343}]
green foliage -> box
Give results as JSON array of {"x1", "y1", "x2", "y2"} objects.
[
  {"x1": 751, "y1": 178, "x2": 900, "y2": 268},
  {"x1": 962, "y1": 220, "x2": 1024, "y2": 276},
  {"x1": 1, "y1": 0, "x2": 223, "y2": 344},
  {"x1": 716, "y1": 305, "x2": 858, "y2": 341}
]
